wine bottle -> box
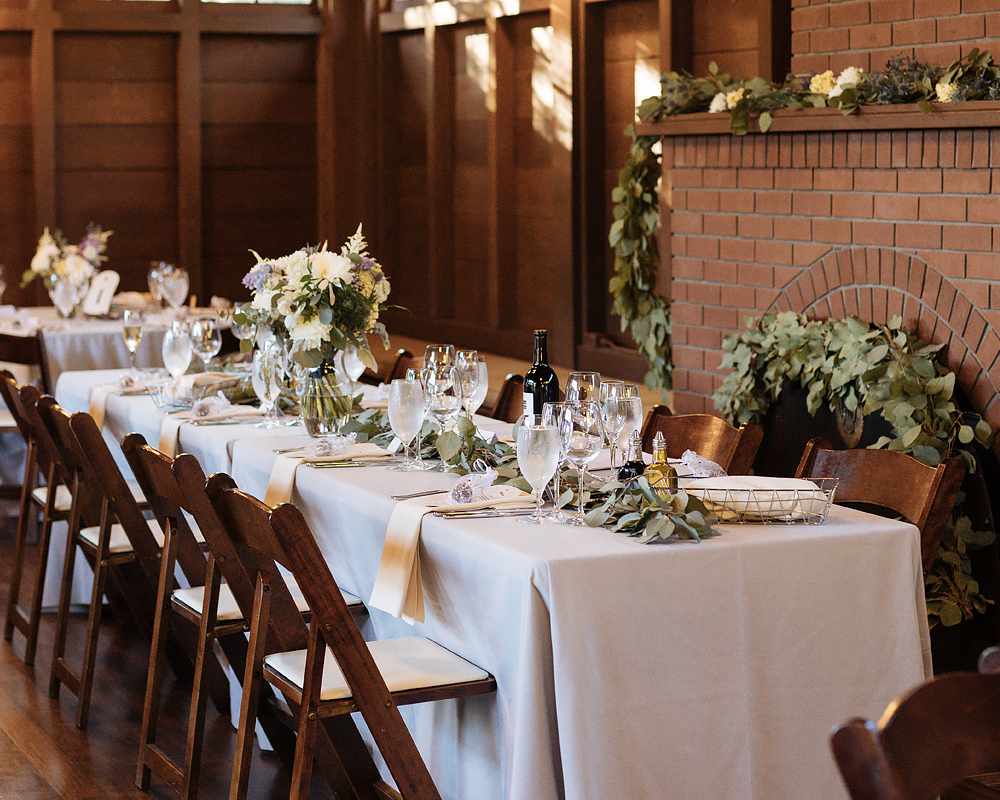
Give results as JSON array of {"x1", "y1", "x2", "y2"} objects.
[
  {"x1": 522, "y1": 329, "x2": 560, "y2": 417},
  {"x1": 643, "y1": 432, "x2": 678, "y2": 494},
  {"x1": 616, "y1": 431, "x2": 647, "y2": 484}
]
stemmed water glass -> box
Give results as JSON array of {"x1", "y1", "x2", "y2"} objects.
[
  {"x1": 423, "y1": 344, "x2": 455, "y2": 369},
  {"x1": 252, "y1": 339, "x2": 286, "y2": 428},
  {"x1": 541, "y1": 401, "x2": 569, "y2": 521},
  {"x1": 161, "y1": 267, "x2": 189, "y2": 314},
  {"x1": 455, "y1": 349, "x2": 480, "y2": 418},
  {"x1": 615, "y1": 394, "x2": 644, "y2": 460},
  {"x1": 148, "y1": 262, "x2": 169, "y2": 309},
  {"x1": 189, "y1": 316, "x2": 222, "y2": 372},
  {"x1": 516, "y1": 414, "x2": 562, "y2": 525},
  {"x1": 422, "y1": 365, "x2": 461, "y2": 470},
  {"x1": 467, "y1": 357, "x2": 489, "y2": 416},
  {"x1": 602, "y1": 386, "x2": 629, "y2": 470},
  {"x1": 565, "y1": 371, "x2": 601, "y2": 402},
  {"x1": 122, "y1": 309, "x2": 143, "y2": 371},
  {"x1": 162, "y1": 319, "x2": 192, "y2": 379},
  {"x1": 556, "y1": 400, "x2": 605, "y2": 526},
  {"x1": 388, "y1": 378, "x2": 427, "y2": 471}
]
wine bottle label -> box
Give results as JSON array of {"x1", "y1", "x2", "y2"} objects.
[{"x1": 523, "y1": 391, "x2": 533, "y2": 419}]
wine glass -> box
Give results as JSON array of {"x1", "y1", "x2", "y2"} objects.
[
  {"x1": 49, "y1": 275, "x2": 78, "y2": 319},
  {"x1": 122, "y1": 308, "x2": 143, "y2": 371},
  {"x1": 565, "y1": 371, "x2": 601, "y2": 402},
  {"x1": 616, "y1": 395, "x2": 644, "y2": 459},
  {"x1": 467, "y1": 357, "x2": 489, "y2": 416},
  {"x1": 148, "y1": 262, "x2": 170, "y2": 308},
  {"x1": 602, "y1": 386, "x2": 629, "y2": 470},
  {"x1": 516, "y1": 414, "x2": 562, "y2": 525},
  {"x1": 422, "y1": 365, "x2": 461, "y2": 471},
  {"x1": 162, "y1": 319, "x2": 192, "y2": 379},
  {"x1": 556, "y1": 400, "x2": 605, "y2": 526},
  {"x1": 252, "y1": 339, "x2": 285, "y2": 428},
  {"x1": 455, "y1": 349, "x2": 480, "y2": 418},
  {"x1": 541, "y1": 401, "x2": 569, "y2": 521},
  {"x1": 388, "y1": 378, "x2": 427, "y2": 471},
  {"x1": 161, "y1": 267, "x2": 190, "y2": 313},
  {"x1": 189, "y1": 316, "x2": 222, "y2": 371},
  {"x1": 423, "y1": 344, "x2": 455, "y2": 369}
]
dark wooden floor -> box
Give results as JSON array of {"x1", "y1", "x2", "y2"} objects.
[{"x1": 0, "y1": 514, "x2": 328, "y2": 800}]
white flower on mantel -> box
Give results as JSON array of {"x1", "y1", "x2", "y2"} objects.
[
  {"x1": 709, "y1": 92, "x2": 728, "y2": 113},
  {"x1": 725, "y1": 87, "x2": 746, "y2": 109},
  {"x1": 829, "y1": 66, "x2": 865, "y2": 98},
  {"x1": 809, "y1": 70, "x2": 836, "y2": 95},
  {"x1": 935, "y1": 82, "x2": 957, "y2": 102}
]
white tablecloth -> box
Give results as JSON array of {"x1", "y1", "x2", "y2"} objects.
[{"x1": 55, "y1": 368, "x2": 932, "y2": 800}]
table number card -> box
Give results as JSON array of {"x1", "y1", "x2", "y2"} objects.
[{"x1": 82, "y1": 270, "x2": 120, "y2": 316}]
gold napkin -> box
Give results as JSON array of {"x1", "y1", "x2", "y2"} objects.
[{"x1": 369, "y1": 485, "x2": 531, "y2": 624}]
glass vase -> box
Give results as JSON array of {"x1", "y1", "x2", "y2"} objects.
[{"x1": 300, "y1": 356, "x2": 354, "y2": 437}]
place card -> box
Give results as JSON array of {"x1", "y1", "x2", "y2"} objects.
[{"x1": 82, "y1": 270, "x2": 120, "y2": 316}]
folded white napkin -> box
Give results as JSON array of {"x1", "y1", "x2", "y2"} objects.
[
  {"x1": 370, "y1": 485, "x2": 531, "y2": 624},
  {"x1": 157, "y1": 405, "x2": 263, "y2": 457},
  {"x1": 362, "y1": 383, "x2": 390, "y2": 409},
  {"x1": 263, "y1": 443, "x2": 394, "y2": 506},
  {"x1": 685, "y1": 476, "x2": 828, "y2": 521},
  {"x1": 113, "y1": 291, "x2": 146, "y2": 309},
  {"x1": 178, "y1": 371, "x2": 231, "y2": 388}
]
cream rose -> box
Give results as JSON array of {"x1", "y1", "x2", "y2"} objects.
[
  {"x1": 935, "y1": 82, "x2": 957, "y2": 102},
  {"x1": 310, "y1": 251, "x2": 352, "y2": 287},
  {"x1": 725, "y1": 87, "x2": 746, "y2": 109},
  {"x1": 709, "y1": 92, "x2": 728, "y2": 113},
  {"x1": 809, "y1": 70, "x2": 836, "y2": 96}
]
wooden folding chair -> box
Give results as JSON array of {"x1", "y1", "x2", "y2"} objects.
[
  {"x1": 639, "y1": 409, "x2": 763, "y2": 475},
  {"x1": 122, "y1": 433, "x2": 319, "y2": 800},
  {"x1": 795, "y1": 437, "x2": 965, "y2": 572},
  {"x1": 207, "y1": 479, "x2": 496, "y2": 800},
  {"x1": 171, "y1": 457, "x2": 363, "y2": 800},
  {"x1": 0, "y1": 329, "x2": 51, "y2": 395},
  {"x1": 491, "y1": 373, "x2": 524, "y2": 423},
  {"x1": 0, "y1": 375, "x2": 72, "y2": 666},
  {"x1": 831, "y1": 646, "x2": 1000, "y2": 800},
  {"x1": 38, "y1": 399, "x2": 206, "y2": 728},
  {"x1": 385, "y1": 348, "x2": 415, "y2": 383}
]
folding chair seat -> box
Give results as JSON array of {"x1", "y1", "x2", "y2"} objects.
[
  {"x1": 0, "y1": 374, "x2": 72, "y2": 666},
  {"x1": 37, "y1": 398, "x2": 212, "y2": 728},
  {"x1": 795, "y1": 437, "x2": 965, "y2": 571},
  {"x1": 639, "y1": 408, "x2": 763, "y2": 475},
  {"x1": 207, "y1": 478, "x2": 496, "y2": 800},
  {"x1": 121, "y1": 433, "x2": 327, "y2": 800},
  {"x1": 831, "y1": 646, "x2": 1000, "y2": 800}
]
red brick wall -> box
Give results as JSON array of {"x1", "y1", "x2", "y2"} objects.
[
  {"x1": 666, "y1": 126, "x2": 1000, "y2": 429},
  {"x1": 790, "y1": 0, "x2": 1000, "y2": 74}
]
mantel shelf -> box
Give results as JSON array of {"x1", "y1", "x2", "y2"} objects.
[{"x1": 634, "y1": 100, "x2": 1000, "y2": 137}]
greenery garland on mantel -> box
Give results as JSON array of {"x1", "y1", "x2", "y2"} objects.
[
  {"x1": 608, "y1": 50, "x2": 1000, "y2": 397},
  {"x1": 713, "y1": 311, "x2": 995, "y2": 628}
]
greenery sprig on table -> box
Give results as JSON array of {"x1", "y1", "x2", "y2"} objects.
[
  {"x1": 609, "y1": 50, "x2": 1000, "y2": 395},
  {"x1": 343, "y1": 409, "x2": 717, "y2": 543},
  {"x1": 713, "y1": 311, "x2": 995, "y2": 627}
]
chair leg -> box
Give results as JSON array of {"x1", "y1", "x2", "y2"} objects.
[
  {"x1": 48, "y1": 484, "x2": 83, "y2": 700},
  {"x1": 4, "y1": 445, "x2": 37, "y2": 644},
  {"x1": 24, "y1": 494, "x2": 57, "y2": 667},
  {"x1": 75, "y1": 515, "x2": 116, "y2": 729}
]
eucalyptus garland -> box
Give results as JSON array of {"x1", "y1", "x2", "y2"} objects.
[
  {"x1": 713, "y1": 311, "x2": 995, "y2": 627},
  {"x1": 343, "y1": 408, "x2": 717, "y2": 543}
]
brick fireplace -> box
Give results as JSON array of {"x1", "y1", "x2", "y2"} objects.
[{"x1": 640, "y1": 104, "x2": 1000, "y2": 429}]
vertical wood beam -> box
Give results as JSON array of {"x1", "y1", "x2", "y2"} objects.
[
  {"x1": 30, "y1": 0, "x2": 56, "y2": 234},
  {"x1": 176, "y1": 0, "x2": 202, "y2": 300},
  {"x1": 485, "y1": 3, "x2": 513, "y2": 333},
  {"x1": 425, "y1": 1, "x2": 454, "y2": 320},
  {"x1": 316, "y1": 0, "x2": 335, "y2": 242},
  {"x1": 548, "y1": 0, "x2": 575, "y2": 367}
]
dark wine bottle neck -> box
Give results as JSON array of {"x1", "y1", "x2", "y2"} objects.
[{"x1": 533, "y1": 331, "x2": 548, "y2": 365}]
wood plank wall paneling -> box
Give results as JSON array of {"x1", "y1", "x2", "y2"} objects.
[
  {"x1": 200, "y1": 33, "x2": 317, "y2": 305},
  {"x1": 0, "y1": 32, "x2": 32, "y2": 305}
]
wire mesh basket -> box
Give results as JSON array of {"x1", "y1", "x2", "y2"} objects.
[{"x1": 685, "y1": 477, "x2": 839, "y2": 525}]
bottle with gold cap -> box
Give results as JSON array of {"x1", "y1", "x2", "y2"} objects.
[{"x1": 642, "y1": 432, "x2": 678, "y2": 494}]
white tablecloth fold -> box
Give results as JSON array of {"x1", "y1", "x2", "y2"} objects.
[
  {"x1": 158, "y1": 406, "x2": 264, "y2": 457},
  {"x1": 370, "y1": 485, "x2": 532, "y2": 624},
  {"x1": 263, "y1": 443, "x2": 394, "y2": 507}
]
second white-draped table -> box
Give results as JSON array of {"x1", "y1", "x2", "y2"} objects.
[{"x1": 55, "y1": 368, "x2": 932, "y2": 800}]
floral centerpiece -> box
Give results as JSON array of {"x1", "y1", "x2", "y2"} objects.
[
  {"x1": 233, "y1": 224, "x2": 391, "y2": 435},
  {"x1": 22, "y1": 224, "x2": 111, "y2": 289}
]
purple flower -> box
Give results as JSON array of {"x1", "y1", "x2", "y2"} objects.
[{"x1": 242, "y1": 261, "x2": 273, "y2": 291}]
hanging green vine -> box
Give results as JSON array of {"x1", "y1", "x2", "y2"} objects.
[{"x1": 713, "y1": 311, "x2": 995, "y2": 627}]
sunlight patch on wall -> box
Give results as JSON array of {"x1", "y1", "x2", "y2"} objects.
[{"x1": 634, "y1": 41, "x2": 661, "y2": 118}]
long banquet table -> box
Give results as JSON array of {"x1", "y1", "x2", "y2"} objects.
[{"x1": 55, "y1": 368, "x2": 932, "y2": 800}]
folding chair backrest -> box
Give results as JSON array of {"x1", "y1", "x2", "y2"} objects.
[
  {"x1": 28, "y1": 393, "x2": 97, "y2": 524},
  {"x1": 385, "y1": 349, "x2": 415, "y2": 383},
  {"x1": 491, "y1": 373, "x2": 524, "y2": 423},
  {"x1": 640, "y1": 411, "x2": 763, "y2": 475},
  {"x1": 795, "y1": 437, "x2": 965, "y2": 571},
  {"x1": 0, "y1": 331, "x2": 50, "y2": 394}
]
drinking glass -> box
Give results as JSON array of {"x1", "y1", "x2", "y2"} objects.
[
  {"x1": 148, "y1": 262, "x2": 170, "y2": 308},
  {"x1": 541, "y1": 401, "x2": 569, "y2": 521},
  {"x1": 161, "y1": 268, "x2": 190, "y2": 313},
  {"x1": 455, "y1": 349, "x2": 480, "y2": 418},
  {"x1": 602, "y1": 386, "x2": 629, "y2": 470},
  {"x1": 565, "y1": 371, "x2": 601, "y2": 402},
  {"x1": 467, "y1": 357, "x2": 489, "y2": 416},
  {"x1": 557, "y1": 400, "x2": 605, "y2": 526},
  {"x1": 122, "y1": 308, "x2": 143, "y2": 371},
  {"x1": 423, "y1": 344, "x2": 455, "y2": 369},
  {"x1": 50, "y1": 276, "x2": 78, "y2": 318},
  {"x1": 252, "y1": 339, "x2": 285, "y2": 428},
  {"x1": 616, "y1": 395, "x2": 644, "y2": 457},
  {"x1": 422, "y1": 365, "x2": 461, "y2": 471},
  {"x1": 599, "y1": 379, "x2": 624, "y2": 411},
  {"x1": 162, "y1": 319, "x2": 192, "y2": 379},
  {"x1": 388, "y1": 379, "x2": 427, "y2": 471},
  {"x1": 189, "y1": 316, "x2": 223, "y2": 371},
  {"x1": 517, "y1": 414, "x2": 562, "y2": 525}
]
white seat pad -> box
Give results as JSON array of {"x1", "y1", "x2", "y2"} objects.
[
  {"x1": 172, "y1": 574, "x2": 358, "y2": 620},
  {"x1": 31, "y1": 484, "x2": 73, "y2": 512},
  {"x1": 264, "y1": 636, "x2": 489, "y2": 701},
  {"x1": 79, "y1": 517, "x2": 165, "y2": 554},
  {"x1": 0, "y1": 409, "x2": 17, "y2": 430}
]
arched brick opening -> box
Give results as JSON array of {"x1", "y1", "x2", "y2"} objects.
[{"x1": 767, "y1": 246, "x2": 1000, "y2": 431}]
